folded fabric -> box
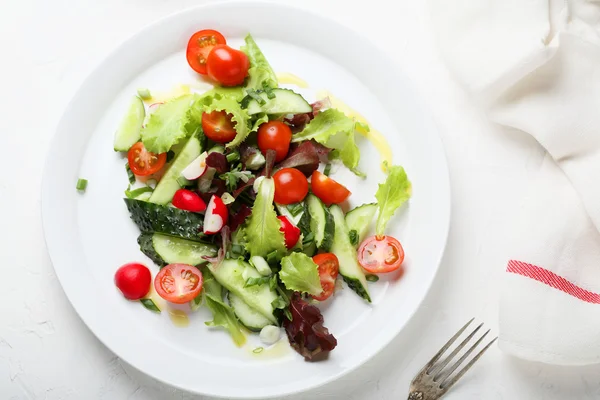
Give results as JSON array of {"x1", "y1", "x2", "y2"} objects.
[{"x1": 429, "y1": 0, "x2": 600, "y2": 365}]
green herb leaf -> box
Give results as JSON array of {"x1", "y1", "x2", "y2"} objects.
[
  {"x1": 279, "y1": 252, "x2": 322, "y2": 296},
  {"x1": 244, "y1": 178, "x2": 287, "y2": 258},
  {"x1": 292, "y1": 109, "x2": 362, "y2": 175},
  {"x1": 271, "y1": 296, "x2": 287, "y2": 310},
  {"x1": 202, "y1": 268, "x2": 246, "y2": 346},
  {"x1": 141, "y1": 94, "x2": 198, "y2": 153},
  {"x1": 284, "y1": 308, "x2": 293, "y2": 321},
  {"x1": 302, "y1": 231, "x2": 315, "y2": 245},
  {"x1": 140, "y1": 298, "x2": 161, "y2": 313},
  {"x1": 349, "y1": 229, "x2": 359, "y2": 246},
  {"x1": 375, "y1": 165, "x2": 412, "y2": 236},
  {"x1": 246, "y1": 89, "x2": 266, "y2": 105},
  {"x1": 125, "y1": 163, "x2": 135, "y2": 184},
  {"x1": 287, "y1": 203, "x2": 304, "y2": 217},
  {"x1": 76, "y1": 178, "x2": 88, "y2": 191},
  {"x1": 366, "y1": 274, "x2": 379, "y2": 282}
]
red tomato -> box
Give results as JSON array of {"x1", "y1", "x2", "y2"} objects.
[
  {"x1": 277, "y1": 215, "x2": 301, "y2": 249},
  {"x1": 311, "y1": 171, "x2": 351, "y2": 205},
  {"x1": 172, "y1": 189, "x2": 207, "y2": 213},
  {"x1": 186, "y1": 29, "x2": 226, "y2": 75},
  {"x1": 358, "y1": 235, "x2": 405, "y2": 273},
  {"x1": 154, "y1": 264, "x2": 203, "y2": 304},
  {"x1": 202, "y1": 110, "x2": 237, "y2": 143},
  {"x1": 114, "y1": 263, "x2": 152, "y2": 300},
  {"x1": 257, "y1": 121, "x2": 292, "y2": 162},
  {"x1": 273, "y1": 168, "x2": 309, "y2": 205},
  {"x1": 127, "y1": 142, "x2": 167, "y2": 176},
  {"x1": 311, "y1": 253, "x2": 340, "y2": 301},
  {"x1": 206, "y1": 44, "x2": 249, "y2": 86}
]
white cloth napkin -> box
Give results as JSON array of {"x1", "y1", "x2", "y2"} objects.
[{"x1": 429, "y1": 0, "x2": 600, "y2": 365}]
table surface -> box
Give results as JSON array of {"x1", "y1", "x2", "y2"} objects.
[{"x1": 3, "y1": 0, "x2": 600, "y2": 398}]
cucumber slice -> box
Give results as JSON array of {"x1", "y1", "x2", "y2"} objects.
[
  {"x1": 330, "y1": 205, "x2": 371, "y2": 302},
  {"x1": 306, "y1": 194, "x2": 335, "y2": 251},
  {"x1": 138, "y1": 233, "x2": 216, "y2": 267},
  {"x1": 114, "y1": 96, "x2": 145, "y2": 152},
  {"x1": 209, "y1": 259, "x2": 278, "y2": 323},
  {"x1": 246, "y1": 88, "x2": 311, "y2": 115},
  {"x1": 275, "y1": 203, "x2": 304, "y2": 225},
  {"x1": 228, "y1": 293, "x2": 271, "y2": 331},
  {"x1": 149, "y1": 135, "x2": 202, "y2": 205},
  {"x1": 345, "y1": 203, "x2": 378, "y2": 246},
  {"x1": 124, "y1": 198, "x2": 206, "y2": 241}
]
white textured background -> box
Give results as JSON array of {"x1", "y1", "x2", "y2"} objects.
[{"x1": 2, "y1": 0, "x2": 600, "y2": 398}]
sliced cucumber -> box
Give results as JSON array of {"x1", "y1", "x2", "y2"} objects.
[
  {"x1": 209, "y1": 259, "x2": 278, "y2": 323},
  {"x1": 149, "y1": 135, "x2": 202, "y2": 205},
  {"x1": 138, "y1": 233, "x2": 216, "y2": 267},
  {"x1": 228, "y1": 293, "x2": 271, "y2": 331},
  {"x1": 275, "y1": 202, "x2": 304, "y2": 225},
  {"x1": 124, "y1": 198, "x2": 205, "y2": 241},
  {"x1": 345, "y1": 203, "x2": 378, "y2": 246},
  {"x1": 246, "y1": 88, "x2": 312, "y2": 115},
  {"x1": 306, "y1": 194, "x2": 335, "y2": 251},
  {"x1": 114, "y1": 96, "x2": 145, "y2": 152},
  {"x1": 330, "y1": 205, "x2": 371, "y2": 302}
]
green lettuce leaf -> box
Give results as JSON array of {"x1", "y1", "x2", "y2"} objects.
[
  {"x1": 242, "y1": 34, "x2": 278, "y2": 90},
  {"x1": 244, "y1": 178, "x2": 287, "y2": 258},
  {"x1": 291, "y1": 109, "x2": 361, "y2": 173},
  {"x1": 200, "y1": 94, "x2": 251, "y2": 148},
  {"x1": 202, "y1": 268, "x2": 246, "y2": 346},
  {"x1": 375, "y1": 164, "x2": 412, "y2": 236},
  {"x1": 141, "y1": 94, "x2": 199, "y2": 153},
  {"x1": 279, "y1": 252, "x2": 322, "y2": 296}
]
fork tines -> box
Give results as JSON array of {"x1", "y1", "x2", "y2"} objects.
[{"x1": 417, "y1": 319, "x2": 497, "y2": 395}]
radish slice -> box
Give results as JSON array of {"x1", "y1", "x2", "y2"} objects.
[
  {"x1": 182, "y1": 151, "x2": 209, "y2": 180},
  {"x1": 203, "y1": 195, "x2": 229, "y2": 234}
]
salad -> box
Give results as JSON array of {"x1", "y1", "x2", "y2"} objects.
[{"x1": 108, "y1": 29, "x2": 412, "y2": 360}]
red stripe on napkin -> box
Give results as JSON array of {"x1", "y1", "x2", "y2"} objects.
[{"x1": 507, "y1": 260, "x2": 600, "y2": 304}]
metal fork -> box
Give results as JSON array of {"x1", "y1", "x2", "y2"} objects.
[{"x1": 407, "y1": 319, "x2": 497, "y2": 400}]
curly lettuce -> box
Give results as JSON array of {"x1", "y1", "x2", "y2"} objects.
[
  {"x1": 279, "y1": 252, "x2": 322, "y2": 296},
  {"x1": 242, "y1": 34, "x2": 278, "y2": 90},
  {"x1": 375, "y1": 164, "x2": 412, "y2": 236},
  {"x1": 291, "y1": 109, "x2": 362, "y2": 174}
]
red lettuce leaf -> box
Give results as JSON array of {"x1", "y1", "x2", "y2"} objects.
[
  {"x1": 206, "y1": 152, "x2": 228, "y2": 174},
  {"x1": 284, "y1": 100, "x2": 331, "y2": 133},
  {"x1": 202, "y1": 226, "x2": 230, "y2": 265},
  {"x1": 229, "y1": 203, "x2": 252, "y2": 232},
  {"x1": 232, "y1": 177, "x2": 255, "y2": 198},
  {"x1": 264, "y1": 149, "x2": 277, "y2": 178},
  {"x1": 283, "y1": 293, "x2": 337, "y2": 360},
  {"x1": 276, "y1": 140, "x2": 332, "y2": 176},
  {"x1": 240, "y1": 143, "x2": 259, "y2": 167}
]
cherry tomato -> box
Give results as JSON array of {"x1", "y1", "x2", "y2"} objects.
[
  {"x1": 172, "y1": 189, "x2": 207, "y2": 213},
  {"x1": 154, "y1": 263, "x2": 203, "y2": 304},
  {"x1": 277, "y1": 215, "x2": 301, "y2": 249},
  {"x1": 358, "y1": 235, "x2": 405, "y2": 273},
  {"x1": 127, "y1": 142, "x2": 167, "y2": 176},
  {"x1": 273, "y1": 168, "x2": 309, "y2": 205},
  {"x1": 311, "y1": 171, "x2": 351, "y2": 205},
  {"x1": 257, "y1": 121, "x2": 292, "y2": 162},
  {"x1": 202, "y1": 110, "x2": 237, "y2": 143},
  {"x1": 311, "y1": 253, "x2": 339, "y2": 301},
  {"x1": 114, "y1": 263, "x2": 152, "y2": 300},
  {"x1": 206, "y1": 44, "x2": 249, "y2": 86},
  {"x1": 186, "y1": 29, "x2": 226, "y2": 75}
]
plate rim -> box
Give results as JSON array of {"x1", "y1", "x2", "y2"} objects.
[{"x1": 41, "y1": 1, "x2": 451, "y2": 398}]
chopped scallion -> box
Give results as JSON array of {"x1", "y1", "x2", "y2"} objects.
[
  {"x1": 348, "y1": 230, "x2": 359, "y2": 246},
  {"x1": 226, "y1": 151, "x2": 240, "y2": 163},
  {"x1": 124, "y1": 186, "x2": 153, "y2": 199},
  {"x1": 366, "y1": 274, "x2": 379, "y2": 282},
  {"x1": 287, "y1": 203, "x2": 304, "y2": 217},
  {"x1": 323, "y1": 163, "x2": 332, "y2": 176},
  {"x1": 76, "y1": 178, "x2": 88, "y2": 191},
  {"x1": 253, "y1": 347, "x2": 264, "y2": 354},
  {"x1": 246, "y1": 89, "x2": 266, "y2": 105}
]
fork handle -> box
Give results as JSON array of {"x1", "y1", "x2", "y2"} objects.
[{"x1": 407, "y1": 391, "x2": 425, "y2": 400}]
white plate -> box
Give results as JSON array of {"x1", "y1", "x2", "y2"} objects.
[{"x1": 41, "y1": 2, "x2": 450, "y2": 398}]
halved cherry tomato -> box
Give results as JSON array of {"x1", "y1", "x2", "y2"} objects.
[
  {"x1": 311, "y1": 253, "x2": 339, "y2": 301},
  {"x1": 278, "y1": 215, "x2": 301, "y2": 249},
  {"x1": 172, "y1": 189, "x2": 206, "y2": 213},
  {"x1": 202, "y1": 110, "x2": 237, "y2": 143},
  {"x1": 311, "y1": 171, "x2": 351, "y2": 205},
  {"x1": 154, "y1": 263, "x2": 203, "y2": 304},
  {"x1": 358, "y1": 235, "x2": 405, "y2": 273},
  {"x1": 186, "y1": 29, "x2": 226, "y2": 75},
  {"x1": 257, "y1": 121, "x2": 292, "y2": 162},
  {"x1": 127, "y1": 142, "x2": 167, "y2": 176},
  {"x1": 273, "y1": 168, "x2": 309, "y2": 205},
  {"x1": 114, "y1": 263, "x2": 152, "y2": 300},
  {"x1": 206, "y1": 44, "x2": 249, "y2": 86}
]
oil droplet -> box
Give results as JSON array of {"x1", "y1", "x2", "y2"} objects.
[
  {"x1": 144, "y1": 84, "x2": 191, "y2": 104},
  {"x1": 168, "y1": 309, "x2": 189, "y2": 328},
  {"x1": 317, "y1": 90, "x2": 393, "y2": 172},
  {"x1": 277, "y1": 72, "x2": 309, "y2": 88}
]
